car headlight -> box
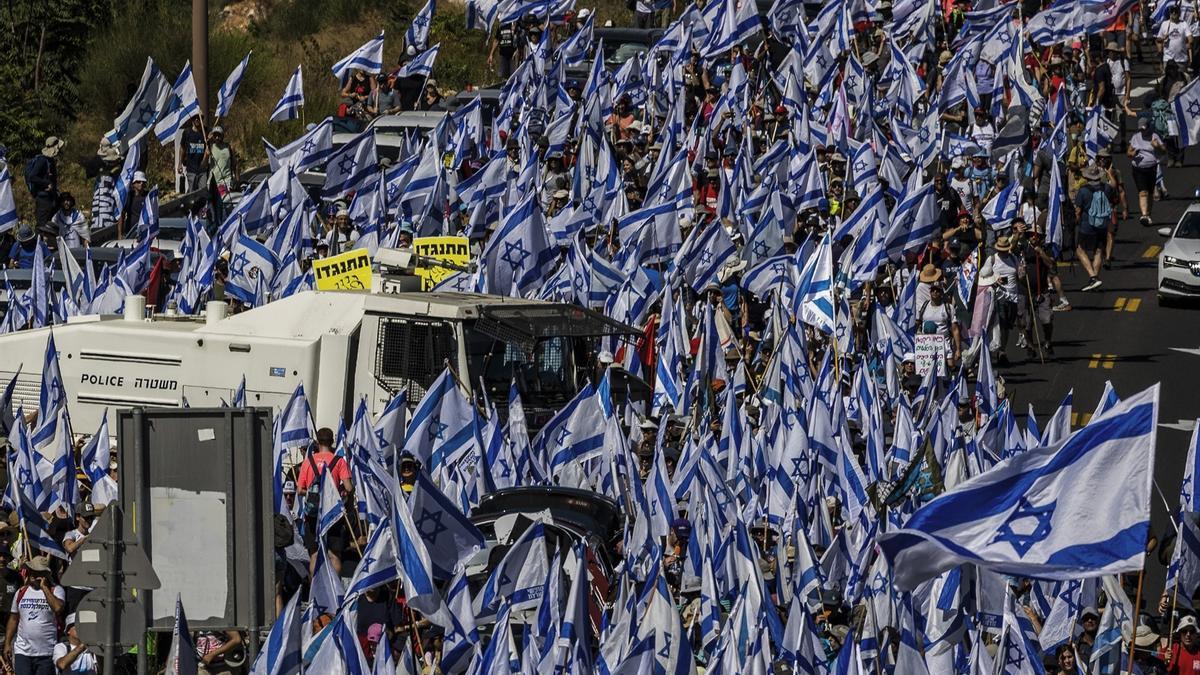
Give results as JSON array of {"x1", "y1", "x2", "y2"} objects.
[{"x1": 1164, "y1": 255, "x2": 1192, "y2": 269}]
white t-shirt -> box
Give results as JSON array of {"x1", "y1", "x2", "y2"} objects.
[
  {"x1": 1158, "y1": 20, "x2": 1190, "y2": 64},
  {"x1": 52, "y1": 642, "x2": 98, "y2": 674},
  {"x1": 10, "y1": 585, "x2": 65, "y2": 657},
  {"x1": 1107, "y1": 57, "x2": 1129, "y2": 99}
]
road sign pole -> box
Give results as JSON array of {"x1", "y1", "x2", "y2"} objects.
[{"x1": 103, "y1": 506, "x2": 122, "y2": 675}]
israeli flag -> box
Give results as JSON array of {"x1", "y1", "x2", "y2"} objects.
[
  {"x1": 408, "y1": 470, "x2": 484, "y2": 580},
  {"x1": 215, "y1": 52, "x2": 252, "y2": 119},
  {"x1": 153, "y1": 61, "x2": 200, "y2": 144},
  {"x1": 404, "y1": 368, "x2": 477, "y2": 474},
  {"x1": 267, "y1": 117, "x2": 333, "y2": 173},
  {"x1": 880, "y1": 384, "x2": 1160, "y2": 590},
  {"x1": 343, "y1": 519, "x2": 400, "y2": 605},
  {"x1": 0, "y1": 163, "x2": 17, "y2": 234},
  {"x1": 105, "y1": 57, "x2": 172, "y2": 147},
  {"x1": 248, "y1": 589, "x2": 302, "y2": 675},
  {"x1": 225, "y1": 231, "x2": 279, "y2": 305},
  {"x1": 396, "y1": 43, "x2": 440, "y2": 78},
  {"x1": 332, "y1": 31, "x2": 385, "y2": 79},
  {"x1": 321, "y1": 129, "x2": 377, "y2": 199},
  {"x1": 390, "y1": 476, "x2": 455, "y2": 628},
  {"x1": 478, "y1": 522, "x2": 549, "y2": 615},
  {"x1": 406, "y1": 0, "x2": 435, "y2": 51},
  {"x1": 166, "y1": 595, "x2": 199, "y2": 675},
  {"x1": 112, "y1": 140, "x2": 143, "y2": 223},
  {"x1": 270, "y1": 66, "x2": 305, "y2": 122},
  {"x1": 316, "y1": 470, "x2": 344, "y2": 537}
]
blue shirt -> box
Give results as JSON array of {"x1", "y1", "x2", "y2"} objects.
[{"x1": 7, "y1": 241, "x2": 37, "y2": 269}]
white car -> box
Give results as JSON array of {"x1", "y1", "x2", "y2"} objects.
[{"x1": 1158, "y1": 204, "x2": 1200, "y2": 305}]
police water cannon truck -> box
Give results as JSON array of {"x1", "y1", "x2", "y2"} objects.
[{"x1": 0, "y1": 249, "x2": 638, "y2": 434}]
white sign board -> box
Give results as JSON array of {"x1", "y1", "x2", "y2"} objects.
[{"x1": 914, "y1": 334, "x2": 948, "y2": 377}]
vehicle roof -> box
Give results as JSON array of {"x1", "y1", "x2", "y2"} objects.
[
  {"x1": 370, "y1": 111, "x2": 449, "y2": 130},
  {"x1": 594, "y1": 27, "x2": 665, "y2": 42}
]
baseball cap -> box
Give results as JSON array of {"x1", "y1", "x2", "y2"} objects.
[{"x1": 282, "y1": 480, "x2": 296, "y2": 495}]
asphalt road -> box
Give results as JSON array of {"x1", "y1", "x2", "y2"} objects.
[{"x1": 995, "y1": 58, "x2": 1200, "y2": 601}]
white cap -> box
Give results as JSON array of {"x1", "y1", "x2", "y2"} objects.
[
  {"x1": 598, "y1": 350, "x2": 614, "y2": 364},
  {"x1": 1178, "y1": 615, "x2": 1198, "y2": 634},
  {"x1": 902, "y1": 352, "x2": 916, "y2": 363},
  {"x1": 578, "y1": 7, "x2": 592, "y2": 18},
  {"x1": 132, "y1": 171, "x2": 147, "y2": 183}
]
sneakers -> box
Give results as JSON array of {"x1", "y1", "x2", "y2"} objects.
[
  {"x1": 1016, "y1": 333, "x2": 1028, "y2": 349},
  {"x1": 1082, "y1": 277, "x2": 1103, "y2": 292},
  {"x1": 1053, "y1": 298, "x2": 1072, "y2": 311},
  {"x1": 1140, "y1": 216, "x2": 1153, "y2": 227}
]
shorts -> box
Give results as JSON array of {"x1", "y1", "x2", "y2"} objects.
[
  {"x1": 1077, "y1": 227, "x2": 1103, "y2": 254},
  {"x1": 1132, "y1": 165, "x2": 1157, "y2": 193}
]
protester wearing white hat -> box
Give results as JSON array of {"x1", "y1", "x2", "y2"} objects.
[{"x1": 52, "y1": 613, "x2": 97, "y2": 674}]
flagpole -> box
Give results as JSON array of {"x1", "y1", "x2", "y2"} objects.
[
  {"x1": 1127, "y1": 567, "x2": 1146, "y2": 674},
  {"x1": 1022, "y1": 267, "x2": 1045, "y2": 364}
]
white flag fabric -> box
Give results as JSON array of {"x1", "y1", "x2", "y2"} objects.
[
  {"x1": 880, "y1": 384, "x2": 1159, "y2": 590},
  {"x1": 105, "y1": 57, "x2": 172, "y2": 147}
]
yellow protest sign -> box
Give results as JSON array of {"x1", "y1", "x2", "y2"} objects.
[
  {"x1": 413, "y1": 236, "x2": 471, "y2": 290},
  {"x1": 312, "y1": 249, "x2": 372, "y2": 291}
]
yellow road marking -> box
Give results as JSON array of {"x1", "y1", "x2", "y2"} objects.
[
  {"x1": 1144, "y1": 244, "x2": 1162, "y2": 258},
  {"x1": 1125, "y1": 298, "x2": 1141, "y2": 312},
  {"x1": 1114, "y1": 297, "x2": 1127, "y2": 311},
  {"x1": 1088, "y1": 354, "x2": 1117, "y2": 369}
]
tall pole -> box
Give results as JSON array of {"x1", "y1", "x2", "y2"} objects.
[{"x1": 192, "y1": 0, "x2": 209, "y2": 121}]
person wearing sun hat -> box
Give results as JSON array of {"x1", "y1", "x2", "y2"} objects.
[
  {"x1": 1168, "y1": 614, "x2": 1200, "y2": 672},
  {"x1": 4, "y1": 556, "x2": 66, "y2": 674},
  {"x1": 5, "y1": 223, "x2": 41, "y2": 270},
  {"x1": 981, "y1": 234, "x2": 1024, "y2": 364},
  {"x1": 1073, "y1": 163, "x2": 1117, "y2": 292},
  {"x1": 26, "y1": 137, "x2": 64, "y2": 229}
]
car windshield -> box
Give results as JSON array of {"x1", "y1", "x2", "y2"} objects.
[
  {"x1": 466, "y1": 331, "x2": 579, "y2": 408},
  {"x1": 605, "y1": 42, "x2": 648, "y2": 66},
  {"x1": 1177, "y1": 212, "x2": 1200, "y2": 239}
]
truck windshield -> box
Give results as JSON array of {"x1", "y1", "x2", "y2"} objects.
[{"x1": 466, "y1": 331, "x2": 580, "y2": 408}]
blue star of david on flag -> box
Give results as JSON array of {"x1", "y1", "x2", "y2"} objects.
[
  {"x1": 427, "y1": 415, "x2": 448, "y2": 442},
  {"x1": 993, "y1": 497, "x2": 1056, "y2": 557},
  {"x1": 501, "y1": 240, "x2": 531, "y2": 269},
  {"x1": 414, "y1": 507, "x2": 449, "y2": 539}
]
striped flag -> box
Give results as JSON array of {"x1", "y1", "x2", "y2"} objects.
[
  {"x1": 215, "y1": 52, "x2": 252, "y2": 119},
  {"x1": 270, "y1": 65, "x2": 304, "y2": 122},
  {"x1": 332, "y1": 31, "x2": 385, "y2": 79}
]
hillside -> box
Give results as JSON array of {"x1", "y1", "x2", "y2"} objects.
[{"x1": 7, "y1": 0, "x2": 633, "y2": 218}]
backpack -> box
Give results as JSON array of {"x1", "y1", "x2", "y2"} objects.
[
  {"x1": 23, "y1": 155, "x2": 46, "y2": 194},
  {"x1": 302, "y1": 454, "x2": 341, "y2": 517},
  {"x1": 1152, "y1": 98, "x2": 1171, "y2": 137},
  {"x1": 1086, "y1": 187, "x2": 1112, "y2": 230}
]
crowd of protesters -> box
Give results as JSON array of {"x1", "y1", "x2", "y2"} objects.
[{"x1": 2, "y1": 0, "x2": 1200, "y2": 672}]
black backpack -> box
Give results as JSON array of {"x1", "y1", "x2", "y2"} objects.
[{"x1": 23, "y1": 155, "x2": 46, "y2": 194}]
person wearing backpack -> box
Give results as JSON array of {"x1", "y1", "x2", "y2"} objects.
[
  {"x1": 1127, "y1": 116, "x2": 1166, "y2": 227},
  {"x1": 3, "y1": 556, "x2": 65, "y2": 675},
  {"x1": 1073, "y1": 165, "x2": 1117, "y2": 291},
  {"x1": 24, "y1": 137, "x2": 63, "y2": 230},
  {"x1": 296, "y1": 428, "x2": 353, "y2": 574}
]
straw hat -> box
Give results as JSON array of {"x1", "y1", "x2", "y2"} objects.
[{"x1": 918, "y1": 264, "x2": 943, "y2": 284}]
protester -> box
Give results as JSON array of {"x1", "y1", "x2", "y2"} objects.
[
  {"x1": 51, "y1": 614, "x2": 97, "y2": 675},
  {"x1": 1, "y1": 3, "x2": 1192, "y2": 673},
  {"x1": 24, "y1": 137, "x2": 62, "y2": 230},
  {"x1": 4, "y1": 556, "x2": 65, "y2": 675}
]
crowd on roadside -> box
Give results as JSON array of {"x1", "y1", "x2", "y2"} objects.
[{"x1": 3, "y1": 0, "x2": 1200, "y2": 673}]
